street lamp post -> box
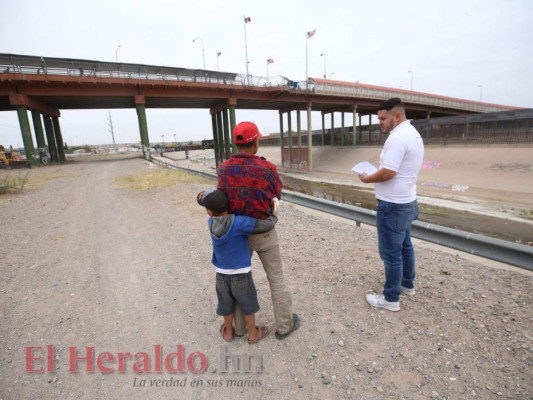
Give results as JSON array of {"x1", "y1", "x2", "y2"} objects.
[
  {"x1": 320, "y1": 53, "x2": 327, "y2": 79},
  {"x1": 329, "y1": 72, "x2": 335, "y2": 79},
  {"x1": 478, "y1": 85, "x2": 483, "y2": 101},
  {"x1": 162, "y1": 135, "x2": 165, "y2": 144},
  {"x1": 216, "y1": 51, "x2": 221, "y2": 71},
  {"x1": 174, "y1": 134, "x2": 176, "y2": 143},
  {"x1": 115, "y1": 45, "x2": 121, "y2": 62},
  {"x1": 192, "y1": 37, "x2": 206, "y2": 69},
  {"x1": 243, "y1": 16, "x2": 251, "y2": 85},
  {"x1": 408, "y1": 70, "x2": 414, "y2": 91},
  {"x1": 266, "y1": 58, "x2": 274, "y2": 85}
]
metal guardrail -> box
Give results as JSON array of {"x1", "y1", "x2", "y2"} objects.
[
  {"x1": 152, "y1": 157, "x2": 533, "y2": 271},
  {"x1": 1, "y1": 53, "x2": 516, "y2": 114}
]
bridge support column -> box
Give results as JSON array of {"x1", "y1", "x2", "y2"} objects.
[
  {"x1": 16, "y1": 105, "x2": 37, "y2": 165},
  {"x1": 43, "y1": 115, "x2": 59, "y2": 162},
  {"x1": 296, "y1": 109, "x2": 302, "y2": 165},
  {"x1": 352, "y1": 105, "x2": 357, "y2": 146},
  {"x1": 216, "y1": 111, "x2": 224, "y2": 165},
  {"x1": 426, "y1": 110, "x2": 432, "y2": 140},
  {"x1": 330, "y1": 112, "x2": 334, "y2": 145},
  {"x1": 278, "y1": 111, "x2": 284, "y2": 168},
  {"x1": 52, "y1": 116, "x2": 66, "y2": 162},
  {"x1": 135, "y1": 96, "x2": 150, "y2": 160},
  {"x1": 341, "y1": 112, "x2": 345, "y2": 146},
  {"x1": 287, "y1": 111, "x2": 293, "y2": 168},
  {"x1": 321, "y1": 112, "x2": 325, "y2": 146},
  {"x1": 31, "y1": 111, "x2": 46, "y2": 150},
  {"x1": 222, "y1": 108, "x2": 231, "y2": 160},
  {"x1": 307, "y1": 103, "x2": 313, "y2": 171},
  {"x1": 211, "y1": 113, "x2": 220, "y2": 166},
  {"x1": 229, "y1": 104, "x2": 237, "y2": 153}
]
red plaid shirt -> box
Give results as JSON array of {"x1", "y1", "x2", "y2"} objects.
[{"x1": 217, "y1": 153, "x2": 282, "y2": 220}]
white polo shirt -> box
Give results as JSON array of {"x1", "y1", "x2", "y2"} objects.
[{"x1": 375, "y1": 120, "x2": 424, "y2": 204}]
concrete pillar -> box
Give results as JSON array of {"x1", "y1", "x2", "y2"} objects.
[
  {"x1": 296, "y1": 109, "x2": 302, "y2": 164},
  {"x1": 52, "y1": 116, "x2": 66, "y2": 162},
  {"x1": 352, "y1": 105, "x2": 357, "y2": 146},
  {"x1": 426, "y1": 110, "x2": 432, "y2": 139},
  {"x1": 341, "y1": 112, "x2": 345, "y2": 146},
  {"x1": 211, "y1": 113, "x2": 220, "y2": 165},
  {"x1": 43, "y1": 114, "x2": 59, "y2": 162},
  {"x1": 31, "y1": 111, "x2": 46, "y2": 149},
  {"x1": 135, "y1": 98, "x2": 150, "y2": 160},
  {"x1": 229, "y1": 105, "x2": 237, "y2": 153},
  {"x1": 216, "y1": 111, "x2": 224, "y2": 164},
  {"x1": 307, "y1": 104, "x2": 313, "y2": 171},
  {"x1": 16, "y1": 106, "x2": 37, "y2": 165},
  {"x1": 330, "y1": 112, "x2": 334, "y2": 145},
  {"x1": 287, "y1": 111, "x2": 292, "y2": 168},
  {"x1": 321, "y1": 113, "x2": 325, "y2": 146},
  {"x1": 279, "y1": 111, "x2": 284, "y2": 167},
  {"x1": 222, "y1": 108, "x2": 231, "y2": 160}
]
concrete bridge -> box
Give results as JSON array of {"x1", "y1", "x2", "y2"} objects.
[{"x1": 0, "y1": 53, "x2": 520, "y2": 169}]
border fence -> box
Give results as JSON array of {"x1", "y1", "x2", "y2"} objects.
[{"x1": 259, "y1": 108, "x2": 533, "y2": 147}]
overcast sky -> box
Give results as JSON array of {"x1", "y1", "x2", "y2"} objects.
[{"x1": 1, "y1": 0, "x2": 532, "y2": 146}]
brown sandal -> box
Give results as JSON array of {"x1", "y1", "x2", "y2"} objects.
[
  {"x1": 247, "y1": 326, "x2": 270, "y2": 344},
  {"x1": 220, "y1": 323, "x2": 234, "y2": 342}
]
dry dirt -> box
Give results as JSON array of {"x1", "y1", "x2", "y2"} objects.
[{"x1": 1, "y1": 151, "x2": 532, "y2": 400}]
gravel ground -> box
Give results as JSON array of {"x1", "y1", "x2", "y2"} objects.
[{"x1": 1, "y1": 155, "x2": 532, "y2": 400}]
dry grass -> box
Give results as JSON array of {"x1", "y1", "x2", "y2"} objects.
[{"x1": 114, "y1": 168, "x2": 210, "y2": 190}]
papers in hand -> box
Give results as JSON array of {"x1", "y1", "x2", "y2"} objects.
[{"x1": 351, "y1": 161, "x2": 377, "y2": 176}]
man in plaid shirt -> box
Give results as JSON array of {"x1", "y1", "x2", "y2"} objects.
[{"x1": 217, "y1": 121, "x2": 300, "y2": 340}]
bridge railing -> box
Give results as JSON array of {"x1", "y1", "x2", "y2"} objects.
[
  {"x1": 312, "y1": 81, "x2": 508, "y2": 114},
  {"x1": 0, "y1": 53, "x2": 515, "y2": 114}
]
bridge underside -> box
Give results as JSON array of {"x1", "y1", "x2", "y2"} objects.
[{"x1": 0, "y1": 74, "x2": 471, "y2": 120}]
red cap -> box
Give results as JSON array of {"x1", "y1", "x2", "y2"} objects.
[{"x1": 233, "y1": 121, "x2": 263, "y2": 145}]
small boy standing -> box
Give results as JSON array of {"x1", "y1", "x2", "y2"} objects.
[{"x1": 197, "y1": 188, "x2": 277, "y2": 344}]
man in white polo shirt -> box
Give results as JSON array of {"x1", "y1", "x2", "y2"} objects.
[{"x1": 359, "y1": 98, "x2": 424, "y2": 312}]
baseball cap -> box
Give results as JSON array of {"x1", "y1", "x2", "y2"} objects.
[
  {"x1": 196, "y1": 188, "x2": 228, "y2": 213},
  {"x1": 233, "y1": 121, "x2": 263, "y2": 144}
]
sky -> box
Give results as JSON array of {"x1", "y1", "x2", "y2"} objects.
[{"x1": 1, "y1": 0, "x2": 532, "y2": 146}]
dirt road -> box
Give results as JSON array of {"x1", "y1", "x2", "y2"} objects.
[{"x1": 1, "y1": 156, "x2": 532, "y2": 400}]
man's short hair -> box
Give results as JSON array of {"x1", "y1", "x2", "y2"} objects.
[{"x1": 377, "y1": 98, "x2": 404, "y2": 112}]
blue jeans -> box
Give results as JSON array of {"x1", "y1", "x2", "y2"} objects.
[{"x1": 376, "y1": 199, "x2": 419, "y2": 302}]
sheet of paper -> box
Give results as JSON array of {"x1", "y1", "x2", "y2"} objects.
[{"x1": 351, "y1": 161, "x2": 377, "y2": 176}]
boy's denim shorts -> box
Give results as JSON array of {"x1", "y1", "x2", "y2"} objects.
[{"x1": 215, "y1": 271, "x2": 260, "y2": 316}]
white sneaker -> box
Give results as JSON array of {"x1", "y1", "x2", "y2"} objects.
[
  {"x1": 366, "y1": 293, "x2": 400, "y2": 312},
  {"x1": 401, "y1": 286, "x2": 416, "y2": 296}
]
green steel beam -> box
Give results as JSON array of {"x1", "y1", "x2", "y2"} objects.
[
  {"x1": 279, "y1": 111, "x2": 284, "y2": 167},
  {"x1": 16, "y1": 106, "x2": 37, "y2": 165},
  {"x1": 135, "y1": 103, "x2": 150, "y2": 160},
  {"x1": 216, "y1": 111, "x2": 224, "y2": 164},
  {"x1": 52, "y1": 117, "x2": 66, "y2": 162},
  {"x1": 296, "y1": 109, "x2": 302, "y2": 164},
  {"x1": 307, "y1": 105, "x2": 313, "y2": 170},
  {"x1": 211, "y1": 113, "x2": 220, "y2": 166},
  {"x1": 43, "y1": 115, "x2": 58, "y2": 162},
  {"x1": 31, "y1": 111, "x2": 46, "y2": 149},
  {"x1": 222, "y1": 108, "x2": 231, "y2": 160},
  {"x1": 229, "y1": 105, "x2": 237, "y2": 153},
  {"x1": 287, "y1": 111, "x2": 292, "y2": 168}
]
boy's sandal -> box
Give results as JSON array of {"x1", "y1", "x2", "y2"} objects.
[
  {"x1": 247, "y1": 326, "x2": 270, "y2": 345},
  {"x1": 219, "y1": 323, "x2": 234, "y2": 342}
]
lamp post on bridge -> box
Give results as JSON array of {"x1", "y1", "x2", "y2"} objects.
[
  {"x1": 115, "y1": 45, "x2": 121, "y2": 62},
  {"x1": 174, "y1": 134, "x2": 176, "y2": 144},
  {"x1": 478, "y1": 85, "x2": 483, "y2": 102},
  {"x1": 408, "y1": 70, "x2": 414, "y2": 91},
  {"x1": 320, "y1": 53, "x2": 327, "y2": 79},
  {"x1": 192, "y1": 37, "x2": 206, "y2": 69}
]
